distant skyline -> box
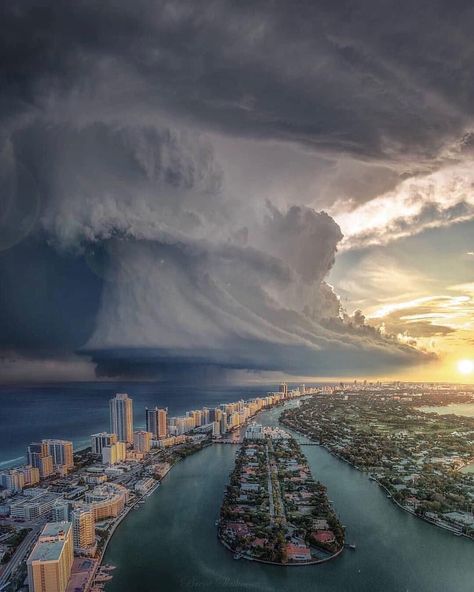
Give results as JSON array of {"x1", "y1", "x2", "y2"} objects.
[{"x1": 1, "y1": 1, "x2": 474, "y2": 383}]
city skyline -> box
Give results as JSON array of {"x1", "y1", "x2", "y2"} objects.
[
  {"x1": 1, "y1": 2, "x2": 474, "y2": 591},
  {"x1": 1, "y1": 382, "x2": 473, "y2": 591},
  {"x1": 1, "y1": 384, "x2": 312, "y2": 591}
]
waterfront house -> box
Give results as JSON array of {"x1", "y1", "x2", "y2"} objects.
[{"x1": 285, "y1": 543, "x2": 311, "y2": 562}]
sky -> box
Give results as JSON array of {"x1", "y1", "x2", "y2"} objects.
[{"x1": 1, "y1": 1, "x2": 474, "y2": 383}]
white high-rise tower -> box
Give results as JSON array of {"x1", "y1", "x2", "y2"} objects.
[{"x1": 109, "y1": 393, "x2": 134, "y2": 444}]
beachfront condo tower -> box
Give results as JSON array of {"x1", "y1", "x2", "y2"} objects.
[
  {"x1": 109, "y1": 393, "x2": 134, "y2": 444},
  {"x1": 27, "y1": 522, "x2": 73, "y2": 592},
  {"x1": 27, "y1": 442, "x2": 54, "y2": 479},
  {"x1": 42, "y1": 439, "x2": 74, "y2": 471},
  {"x1": 145, "y1": 407, "x2": 168, "y2": 439}
]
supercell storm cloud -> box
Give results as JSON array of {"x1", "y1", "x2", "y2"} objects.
[{"x1": 5, "y1": 0, "x2": 473, "y2": 379}]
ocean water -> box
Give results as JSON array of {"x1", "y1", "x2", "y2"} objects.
[{"x1": 0, "y1": 381, "x2": 280, "y2": 468}]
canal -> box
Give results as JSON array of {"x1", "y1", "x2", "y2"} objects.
[{"x1": 104, "y1": 404, "x2": 474, "y2": 592}]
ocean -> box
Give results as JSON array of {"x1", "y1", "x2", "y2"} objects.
[{"x1": 0, "y1": 381, "x2": 282, "y2": 468}]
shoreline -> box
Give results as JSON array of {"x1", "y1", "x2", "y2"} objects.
[
  {"x1": 217, "y1": 530, "x2": 344, "y2": 567},
  {"x1": 93, "y1": 443, "x2": 208, "y2": 589},
  {"x1": 217, "y1": 423, "x2": 345, "y2": 567},
  {"x1": 281, "y1": 420, "x2": 474, "y2": 543}
]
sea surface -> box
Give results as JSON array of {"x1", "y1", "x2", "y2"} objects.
[
  {"x1": 104, "y1": 404, "x2": 474, "y2": 592},
  {"x1": 0, "y1": 381, "x2": 280, "y2": 468}
]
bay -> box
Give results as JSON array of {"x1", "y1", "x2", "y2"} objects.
[
  {"x1": 418, "y1": 403, "x2": 474, "y2": 417},
  {"x1": 104, "y1": 404, "x2": 474, "y2": 592}
]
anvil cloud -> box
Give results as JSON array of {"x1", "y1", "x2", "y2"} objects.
[{"x1": 5, "y1": 1, "x2": 472, "y2": 380}]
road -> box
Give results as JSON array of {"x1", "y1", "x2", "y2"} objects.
[
  {"x1": 265, "y1": 445, "x2": 275, "y2": 522},
  {"x1": 0, "y1": 524, "x2": 41, "y2": 589},
  {"x1": 267, "y1": 440, "x2": 287, "y2": 527}
]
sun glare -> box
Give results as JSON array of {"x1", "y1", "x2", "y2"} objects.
[{"x1": 457, "y1": 359, "x2": 474, "y2": 375}]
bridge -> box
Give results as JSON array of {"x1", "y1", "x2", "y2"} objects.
[{"x1": 213, "y1": 439, "x2": 320, "y2": 446}]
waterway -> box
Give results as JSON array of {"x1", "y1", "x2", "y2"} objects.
[
  {"x1": 419, "y1": 402, "x2": 474, "y2": 417},
  {"x1": 104, "y1": 404, "x2": 474, "y2": 592}
]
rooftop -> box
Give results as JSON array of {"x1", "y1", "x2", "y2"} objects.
[{"x1": 28, "y1": 522, "x2": 71, "y2": 563}]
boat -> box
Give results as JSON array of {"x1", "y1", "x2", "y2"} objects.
[
  {"x1": 349, "y1": 544, "x2": 356, "y2": 550},
  {"x1": 95, "y1": 574, "x2": 113, "y2": 582}
]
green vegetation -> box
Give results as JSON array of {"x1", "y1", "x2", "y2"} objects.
[
  {"x1": 0, "y1": 527, "x2": 30, "y2": 564},
  {"x1": 282, "y1": 390, "x2": 474, "y2": 538},
  {"x1": 218, "y1": 432, "x2": 344, "y2": 564}
]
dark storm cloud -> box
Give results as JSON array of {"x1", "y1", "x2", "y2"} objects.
[
  {"x1": 2, "y1": 1, "x2": 474, "y2": 160},
  {"x1": 0, "y1": 240, "x2": 101, "y2": 352},
  {"x1": 1, "y1": 0, "x2": 448, "y2": 380}
]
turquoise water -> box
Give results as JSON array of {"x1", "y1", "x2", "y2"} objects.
[{"x1": 104, "y1": 405, "x2": 474, "y2": 592}]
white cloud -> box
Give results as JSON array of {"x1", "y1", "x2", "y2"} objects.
[{"x1": 333, "y1": 159, "x2": 474, "y2": 250}]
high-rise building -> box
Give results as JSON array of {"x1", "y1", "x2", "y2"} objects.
[
  {"x1": 91, "y1": 433, "x2": 118, "y2": 455},
  {"x1": 0, "y1": 469, "x2": 25, "y2": 492},
  {"x1": 145, "y1": 407, "x2": 168, "y2": 439},
  {"x1": 27, "y1": 522, "x2": 73, "y2": 592},
  {"x1": 101, "y1": 442, "x2": 126, "y2": 465},
  {"x1": 169, "y1": 417, "x2": 187, "y2": 435},
  {"x1": 85, "y1": 483, "x2": 128, "y2": 521},
  {"x1": 202, "y1": 408, "x2": 210, "y2": 425},
  {"x1": 52, "y1": 500, "x2": 70, "y2": 522},
  {"x1": 220, "y1": 412, "x2": 228, "y2": 435},
  {"x1": 279, "y1": 382, "x2": 288, "y2": 397},
  {"x1": 27, "y1": 442, "x2": 54, "y2": 479},
  {"x1": 27, "y1": 441, "x2": 48, "y2": 465},
  {"x1": 21, "y1": 465, "x2": 40, "y2": 486},
  {"x1": 133, "y1": 431, "x2": 152, "y2": 453},
  {"x1": 71, "y1": 507, "x2": 95, "y2": 553},
  {"x1": 229, "y1": 412, "x2": 240, "y2": 428},
  {"x1": 109, "y1": 393, "x2": 133, "y2": 444},
  {"x1": 39, "y1": 456, "x2": 54, "y2": 479},
  {"x1": 43, "y1": 440, "x2": 74, "y2": 471}
]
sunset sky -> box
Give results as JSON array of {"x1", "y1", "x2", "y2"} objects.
[{"x1": 1, "y1": 1, "x2": 474, "y2": 382}]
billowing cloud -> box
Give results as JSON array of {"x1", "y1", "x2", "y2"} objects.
[
  {"x1": 334, "y1": 159, "x2": 474, "y2": 250},
  {"x1": 3, "y1": 0, "x2": 458, "y2": 379},
  {"x1": 0, "y1": 117, "x2": 426, "y2": 377}
]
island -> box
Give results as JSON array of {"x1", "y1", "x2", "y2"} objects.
[{"x1": 218, "y1": 423, "x2": 344, "y2": 565}]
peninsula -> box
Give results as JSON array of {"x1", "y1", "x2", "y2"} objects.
[{"x1": 218, "y1": 423, "x2": 344, "y2": 564}]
